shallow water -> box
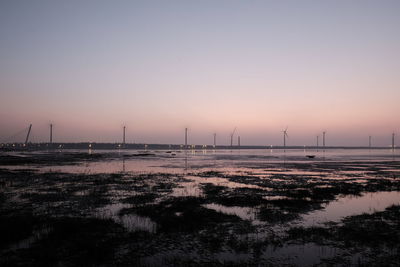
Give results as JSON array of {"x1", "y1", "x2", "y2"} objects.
[
  {"x1": 97, "y1": 203, "x2": 157, "y2": 233},
  {"x1": 1, "y1": 148, "x2": 399, "y2": 265},
  {"x1": 4, "y1": 148, "x2": 398, "y2": 174},
  {"x1": 301, "y1": 191, "x2": 400, "y2": 226}
]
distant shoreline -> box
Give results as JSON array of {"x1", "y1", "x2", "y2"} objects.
[{"x1": 0, "y1": 142, "x2": 396, "y2": 151}]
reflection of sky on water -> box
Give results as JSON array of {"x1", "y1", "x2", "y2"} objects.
[
  {"x1": 5, "y1": 149, "x2": 400, "y2": 226},
  {"x1": 301, "y1": 191, "x2": 400, "y2": 226},
  {"x1": 1, "y1": 148, "x2": 399, "y2": 264},
  {"x1": 15, "y1": 148, "x2": 398, "y2": 174}
]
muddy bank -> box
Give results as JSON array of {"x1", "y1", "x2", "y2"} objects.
[{"x1": 0, "y1": 152, "x2": 399, "y2": 266}]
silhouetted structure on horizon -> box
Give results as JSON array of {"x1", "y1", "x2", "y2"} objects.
[{"x1": 25, "y1": 124, "x2": 32, "y2": 145}]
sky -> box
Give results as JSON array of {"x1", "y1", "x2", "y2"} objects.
[{"x1": 1, "y1": 0, "x2": 399, "y2": 146}]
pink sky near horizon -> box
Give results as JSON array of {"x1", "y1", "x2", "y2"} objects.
[{"x1": 1, "y1": 1, "x2": 399, "y2": 146}]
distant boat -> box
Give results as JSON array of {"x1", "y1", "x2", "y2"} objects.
[{"x1": 306, "y1": 155, "x2": 316, "y2": 159}]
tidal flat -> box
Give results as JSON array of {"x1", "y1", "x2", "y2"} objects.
[{"x1": 0, "y1": 149, "x2": 399, "y2": 266}]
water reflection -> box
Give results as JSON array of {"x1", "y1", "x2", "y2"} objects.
[
  {"x1": 301, "y1": 191, "x2": 400, "y2": 226},
  {"x1": 203, "y1": 203, "x2": 256, "y2": 221},
  {"x1": 96, "y1": 203, "x2": 157, "y2": 233},
  {"x1": 1, "y1": 148, "x2": 399, "y2": 265}
]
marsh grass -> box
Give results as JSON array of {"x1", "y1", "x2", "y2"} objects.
[{"x1": 0, "y1": 152, "x2": 399, "y2": 266}]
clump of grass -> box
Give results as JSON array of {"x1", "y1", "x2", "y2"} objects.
[
  {"x1": 121, "y1": 197, "x2": 243, "y2": 233},
  {"x1": 286, "y1": 205, "x2": 400, "y2": 265},
  {"x1": 257, "y1": 207, "x2": 300, "y2": 223},
  {"x1": 0, "y1": 217, "x2": 128, "y2": 266},
  {"x1": 202, "y1": 183, "x2": 266, "y2": 207},
  {"x1": 121, "y1": 193, "x2": 158, "y2": 205},
  {"x1": 0, "y1": 212, "x2": 38, "y2": 249}
]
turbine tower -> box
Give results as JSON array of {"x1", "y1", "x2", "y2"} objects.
[
  {"x1": 369, "y1": 135, "x2": 371, "y2": 148},
  {"x1": 230, "y1": 127, "x2": 237, "y2": 148},
  {"x1": 49, "y1": 124, "x2": 53, "y2": 144},
  {"x1": 123, "y1": 126, "x2": 126, "y2": 148},
  {"x1": 317, "y1": 135, "x2": 319, "y2": 147},
  {"x1": 25, "y1": 124, "x2": 32, "y2": 145},
  {"x1": 323, "y1": 131, "x2": 326, "y2": 147},
  {"x1": 282, "y1": 127, "x2": 288, "y2": 148},
  {"x1": 238, "y1": 136, "x2": 240, "y2": 147},
  {"x1": 213, "y1": 133, "x2": 216, "y2": 147},
  {"x1": 185, "y1": 128, "x2": 188, "y2": 149},
  {"x1": 392, "y1": 132, "x2": 395, "y2": 150}
]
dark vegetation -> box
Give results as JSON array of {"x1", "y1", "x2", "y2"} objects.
[
  {"x1": 286, "y1": 205, "x2": 400, "y2": 266},
  {"x1": 0, "y1": 151, "x2": 399, "y2": 266}
]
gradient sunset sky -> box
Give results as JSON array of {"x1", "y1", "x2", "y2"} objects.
[{"x1": 1, "y1": 0, "x2": 399, "y2": 146}]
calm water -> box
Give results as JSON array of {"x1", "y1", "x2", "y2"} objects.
[
  {"x1": 2, "y1": 148, "x2": 399, "y2": 265},
  {"x1": 18, "y1": 148, "x2": 398, "y2": 174},
  {"x1": 10, "y1": 148, "x2": 396, "y2": 222}
]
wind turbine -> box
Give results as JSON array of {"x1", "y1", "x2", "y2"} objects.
[
  {"x1": 322, "y1": 131, "x2": 327, "y2": 147},
  {"x1": 282, "y1": 127, "x2": 288, "y2": 148},
  {"x1": 392, "y1": 132, "x2": 395, "y2": 150},
  {"x1": 230, "y1": 127, "x2": 237, "y2": 147},
  {"x1": 123, "y1": 125, "x2": 126, "y2": 148},
  {"x1": 25, "y1": 124, "x2": 32, "y2": 145},
  {"x1": 49, "y1": 123, "x2": 53, "y2": 144},
  {"x1": 185, "y1": 128, "x2": 188, "y2": 149}
]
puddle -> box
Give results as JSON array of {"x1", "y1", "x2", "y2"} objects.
[
  {"x1": 301, "y1": 191, "x2": 400, "y2": 226},
  {"x1": 263, "y1": 195, "x2": 290, "y2": 201},
  {"x1": 186, "y1": 175, "x2": 268, "y2": 190},
  {"x1": 97, "y1": 203, "x2": 157, "y2": 233},
  {"x1": 171, "y1": 182, "x2": 203, "y2": 197},
  {"x1": 1, "y1": 149, "x2": 400, "y2": 265},
  {"x1": 203, "y1": 203, "x2": 257, "y2": 221}
]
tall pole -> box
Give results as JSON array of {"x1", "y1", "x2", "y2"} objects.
[
  {"x1": 185, "y1": 128, "x2": 188, "y2": 149},
  {"x1": 50, "y1": 124, "x2": 53, "y2": 144},
  {"x1": 123, "y1": 126, "x2": 126, "y2": 147},
  {"x1": 230, "y1": 127, "x2": 236, "y2": 148},
  {"x1": 392, "y1": 132, "x2": 395, "y2": 150},
  {"x1": 323, "y1": 131, "x2": 326, "y2": 147},
  {"x1": 238, "y1": 136, "x2": 240, "y2": 147},
  {"x1": 369, "y1": 136, "x2": 371, "y2": 148},
  {"x1": 283, "y1": 130, "x2": 286, "y2": 148},
  {"x1": 213, "y1": 133, "x2": 216, "y2": 147},
  {"x1": 25, "y1": 124, "x2": 32, "y2": 145},
  {"x1": 317, "y1": 135, "x2": 319, "y2": 147},
  {"x1": 283, "y1": 132, "x2": 286, "y2": 147}
]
